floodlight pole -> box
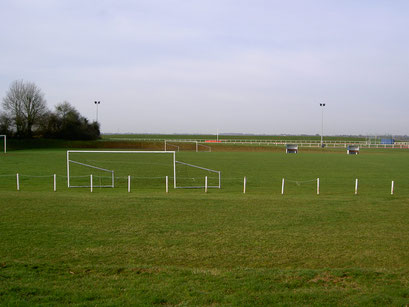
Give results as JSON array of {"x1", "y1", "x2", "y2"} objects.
[
  {"x1": 94, "y1": 101, "x2": 100, "y2": 122},
  {"x1": 320, "y1": 103, "x2": 326, "y2": 147}
]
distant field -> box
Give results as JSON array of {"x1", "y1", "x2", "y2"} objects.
[
  {"x1": 1, "y1": 147, "x2": 409, "y2": 305},
  {"x1": 102, "y1": 133, "x2": 367, "y2": 142}
]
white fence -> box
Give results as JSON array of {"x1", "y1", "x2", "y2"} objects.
[{"x1": 106, "y1": 137, "x2": 409, "y2": 149}]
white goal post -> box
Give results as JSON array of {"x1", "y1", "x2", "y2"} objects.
[
  {"x1": 67, "y1": 150, "x2": 176, "y2": 188},
  {"x1": 0, "y1": 135, "x2": 6, "y2": 153}
]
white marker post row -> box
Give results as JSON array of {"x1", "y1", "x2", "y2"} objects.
[
  {"x1": 278, "y1": 178, "x2": 396, "y2": 195},
  {"x1": 11, "y1": 174, "x2": 396, "y2": 195}
]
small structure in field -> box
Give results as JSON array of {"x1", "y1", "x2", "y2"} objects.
[
  {"x1": 381, "y1": 138, "x2": 394, "y2": 145},
  {"x1": 286, "y1": 144, "x2": 298, "y2": 154},
  {"x1": 347, "y1": 145, "x2": 360, "y2": 155}
]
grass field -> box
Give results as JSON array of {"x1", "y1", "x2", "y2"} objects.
[{"x1": 1, "y1": 146, "x2": 409, "y2": 305}]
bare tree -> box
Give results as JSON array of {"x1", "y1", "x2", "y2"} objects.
[
  {"x1": 0, "y1": 112, "x2": 12, "y2": 135},
  {"x1": 2, "y1": 80, "x2": 48, "y2": 137}
]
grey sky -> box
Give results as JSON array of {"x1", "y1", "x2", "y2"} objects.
[{"x1": 1, "y1": 0, "x2": 408, "y2": 135}]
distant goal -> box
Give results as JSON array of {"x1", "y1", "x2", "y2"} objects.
[{"x1": 164, "y1": 140, "x2": 211, "y2": 152}]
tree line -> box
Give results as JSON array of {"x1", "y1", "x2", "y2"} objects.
[{"x1": 0, "y1": 80, "x2": 100, "y2": 140}]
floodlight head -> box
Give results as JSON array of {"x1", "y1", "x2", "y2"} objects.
[{"x1": 94, "y1": 101, "x2": 100, "y2": 104}]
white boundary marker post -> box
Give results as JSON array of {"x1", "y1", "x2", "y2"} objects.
[
  {"x1": 281, "y1": 178, "x2": 285, "y2": 195},
  {"x1": 205, "y1": 176, "x2": 208, "y2": 193},
  {"x1": 196, "y1": 141, "x2": 198, "y2": 152},
  {"x1": 355, "y1": 178, "x2": 358, "y2": 195},
  {"x1": 90, "y1": 175, "x2": 93, "y2": 192},
  {"x1": 128, "y1": 175, "x2": 131, "y2": 193},
  {"x1": 16, "y1": 173, "x2": 20, "y2": 191},
  {"x1": 166, "y1": 176, "x2": 169, "y2": 193},
  {"x1": 243, "y1": 176, "x2": 247, "y2": 194},
  {"x1": 391, "y1": 180, "x2": 394, "y2": 195},
  {"x1": 317, "y1": 178, "x2": 320, "y2": 195},
  {"x1": 53, "y1": 174, "x2": 56, "y2": 192}
]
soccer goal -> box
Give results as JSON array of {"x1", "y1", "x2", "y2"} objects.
[
  {"x1": 0, "y1": 135, "x2": 6, "y2": 153},
  {"x1": 164, "y1": 140, "x2": 211, "y2": 152},
  {"x1": 66, "y1": 150, "x2": 221, "y2": 190}
]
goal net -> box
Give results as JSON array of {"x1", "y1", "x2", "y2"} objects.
[
  {"x1": 67, "y1": 151, "x2": 176, "y2": 189},
  {"x1": 175, "y1": 161, "x2": 220, "y2": 189},
  {"x1": 282, "y1": 178, "x2": 318, "y2": 195},
  {"x1": 66, "y1": 150, "x2": 221, "y2": 190}
]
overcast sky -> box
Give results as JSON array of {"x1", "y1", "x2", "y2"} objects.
[{"x1": 0, "y1": 0, "x2": 408, "y2": 135}]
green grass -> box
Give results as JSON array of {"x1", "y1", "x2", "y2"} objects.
[{"x1": 1, "y1": 148, "x2": 409, "y2": 305}]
